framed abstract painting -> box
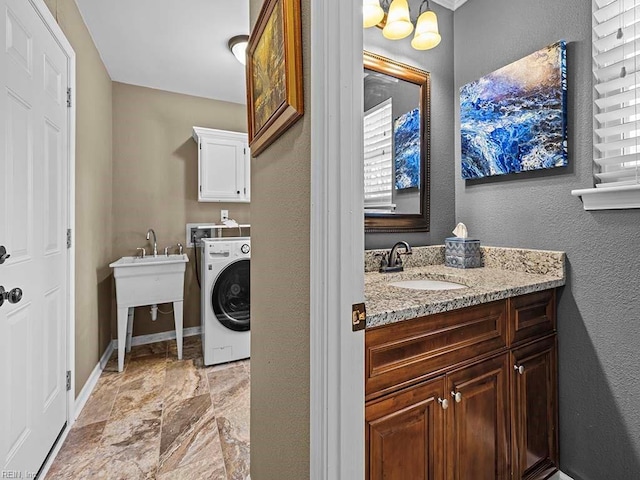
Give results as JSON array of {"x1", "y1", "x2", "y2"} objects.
[
  {"x1": 460, "y1": 41, "x2": 567, "y2": 179},
  {"x1": 394, "y1": 108, "x2": 421, "y2": 190}
]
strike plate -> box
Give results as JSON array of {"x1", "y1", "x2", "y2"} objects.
[{"x1": 352, "y1": 303, "x2": 366, "y2": 332}]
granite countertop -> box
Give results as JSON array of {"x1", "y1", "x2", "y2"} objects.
[{"x1": 365, "y1": 245, "x2": 566, "y2": 329}]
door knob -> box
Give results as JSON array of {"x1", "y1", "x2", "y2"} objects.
[
  {"x1": 438, "y1": 397, "x2": 449, "y2": 410},
  {"x1": 451, "y1": 391, "x2": 462, "y2": 403},
  {"x1": 0, "y1": 286, "x2": 23, "y2": 307},
  {"x1": 514, "y1": 364, "x2": 525, "y2": 375},
  {"x1": 0, "y1": 246, "x2": 10, "y2": 265}
]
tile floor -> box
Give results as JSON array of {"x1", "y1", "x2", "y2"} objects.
[{"x1": 45, "y1": 336, "x2": 250, "y2": 480}]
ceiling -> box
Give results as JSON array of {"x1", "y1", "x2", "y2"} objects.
[
  {"x1": 75, "y1": 0, "x2": 250, "y2": 105},
  {"x1": 75, "y1": 0, "x2": 466, "y2": 106}
]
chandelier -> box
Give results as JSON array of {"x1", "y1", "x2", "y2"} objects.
[{"x1": 363, "y1": 0, "x2": 441, "y2": 51}]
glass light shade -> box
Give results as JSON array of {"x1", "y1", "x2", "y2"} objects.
[
  {"x1": 411, "y1": 10, "x2": 441, "y2": 50},
  {"x1": 382, "y1": 0, "x2": 413, "y2": 40},
  {"x1": 228, "y1": 35, "x2": 249, "y2": 65},
  {"x1": 363, "y1": 0, "x2": 384, "y2": 28}
]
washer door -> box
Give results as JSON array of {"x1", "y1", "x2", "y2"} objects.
[{"x1": 211, "y1": 258, "x2": 250, "y2": 331}]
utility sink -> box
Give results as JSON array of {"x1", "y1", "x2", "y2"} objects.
[
  {"x1": 109, "y1": 254, "x2": 189, "y2": 372},
  {"x1": 109, "y1": 254, "x2": 189, "y2": 306},
  {"x1": 388, "y1": 279, "x2": 467, "y2": 291}
]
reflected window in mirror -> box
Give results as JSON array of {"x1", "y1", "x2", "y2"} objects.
[
  {"x1": 363, "y1": 51, "x2": 430, "y2": 233},
  {"x1": 364, "y1": 98, "x2": 394, "y2": 211}
]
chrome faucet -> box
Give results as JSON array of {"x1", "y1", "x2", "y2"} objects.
[
  {"x1": 379, "y1": 241, "x2": 412, "y2": 273},
  {"x1": 146, "y1": 229, "x2": 158, "y2": 257}
]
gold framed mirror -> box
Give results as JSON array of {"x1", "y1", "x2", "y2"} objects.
[{"x1": 363, "y1": 51, "x2": 430, "y2": 233}]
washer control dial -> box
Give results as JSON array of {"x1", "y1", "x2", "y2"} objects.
[{"x1": 241, "y1": 244, "x2": 250, "y2": 254}]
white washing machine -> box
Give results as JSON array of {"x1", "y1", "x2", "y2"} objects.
[{"x1": 201, "y1": 237, "x2": 251, "y2": 366}]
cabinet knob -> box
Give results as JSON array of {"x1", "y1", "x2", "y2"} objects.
[
  {"x1": 438, "y1": 397, "x2": 449, "y2": 410},
  {"x1": 451, "y1": 391, "x2": 462, "y2": 403},
  {"x1": 514, "y1": 365, "x2": 525, "y2": 375}
]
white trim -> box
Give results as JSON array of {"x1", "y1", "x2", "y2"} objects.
[
  {"x1": 310, "y1": 0, "x2": 364, "y2": 479},
  {"x1": 72, "y1": 341, "x2": 114, "y2": 421},
  {"x1": 549, "y1": 471, "x2": 575, "y2": 480},
  {"x1": 30, "y1": 0, "x2": 77, "y2": 440},
  {"x1": 431, "y1": 0, "x2": 469, "y2": 11},
  {"x1": 112, "y1": 325, "x2": 202, "y2": 349},
  {"x1": 571, "y1": 184, "x2": 640, "y2": 210}
]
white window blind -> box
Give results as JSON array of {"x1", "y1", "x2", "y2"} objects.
[
  {"x1": 363, "y1": 98, "x2": 395, "y2": 211},
  {"x1": 593, "y1": 0, "x2": 640, "y2": 187}
]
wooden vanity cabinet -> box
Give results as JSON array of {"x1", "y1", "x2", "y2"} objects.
[
  {"x1": 511, "y1": 336, "x2": 558, "y2": 480},
  {"x1": 446, "y1": 354, "x2": 511, "y2": 480},
  {"x1": 365, "y1": 289, "x2": 558, "y2": 480},
  {"x1": 366, "y1": 377, "x2": 445, "y2": 480}
]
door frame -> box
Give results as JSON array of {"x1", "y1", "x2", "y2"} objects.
[
  {"x1": 309, "y1": 0, "x2": 364, "y2": 478},
  {"x1": 29, "y1": 0, "x2": 76, "y2": 425}
]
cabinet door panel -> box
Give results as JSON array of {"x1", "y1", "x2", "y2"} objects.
[
  {"x1": 366, "y1": 377, "x2": 445, "y2": 480},
  {"x1": 511, "y1": 337, "x2": 558, "y2": 479},
  {"x1": 446, "y1": 354, "x2": 510, "y2": 480},
  {"x1": 194, "y1": 127, "x2": 250, "y2": 203},
  {"x1": 201, "y1": 138, "x2": 242, "y2": 201},
  {"x1": 508, "y1": 290, "x2": 556, "y2": 346}
]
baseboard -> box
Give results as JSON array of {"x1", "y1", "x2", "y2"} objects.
[
  {"x1": 550, "y1": 472, "x2": 575, "y2": 480},
  {"x1": 112, "y1": 325, "x2": 201, "y2": 349},
  {"x1": 73, "y1": 340, "x2": 114, "y2": 421}
]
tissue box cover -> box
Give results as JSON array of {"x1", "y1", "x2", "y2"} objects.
[{"x1": 445, "y1": 237, "x2": 482, "y2": 268}]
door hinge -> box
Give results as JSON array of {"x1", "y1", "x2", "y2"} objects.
[
  {"x1": 244, "y1": 147, "x2": 246, "y2": 155},
  {"x1": 66, "y1": 88, "x2": 72, "y2": 108},
  {"x1": 66, "y1": 229, "x2": 72, "y2": 249},
  {"x1": 352, "y1": 303, "x2": 366, "y2": 332},
  {"x1": 66, "y1": 371, "x2": 71, "y2": 391}
]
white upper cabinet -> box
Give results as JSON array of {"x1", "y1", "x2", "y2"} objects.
[{"x1": 192, "y1": 127, "x2": 250, "y2": 203}]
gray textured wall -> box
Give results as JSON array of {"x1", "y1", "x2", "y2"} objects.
[
  {"x1": 454, "y1": 1, "x2": 640, "y2": 478},
  {"x1": 364, "y1": 0, "x2": 455, "y2": 249}
]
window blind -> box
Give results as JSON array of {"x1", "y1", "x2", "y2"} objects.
[
  {"x1": 593, "y1": 0, "x2": 640, "y2": 188},
  {"x1": 363, "y1": 98, "x2": 395, "y2": 211}
]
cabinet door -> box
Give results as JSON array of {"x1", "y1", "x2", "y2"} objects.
[
  {"x1": 511, "y1": 336, "x2": 558, "y2": 479},
  {"x1": 366, "y1": 377, "x2": 446, "y2": 480},
  {"x1": 199, "y1": 134, "x2": 248, "y2": 202},
  {"x1": 446, "y1": 354, "x2": 510, "y2": 480}
]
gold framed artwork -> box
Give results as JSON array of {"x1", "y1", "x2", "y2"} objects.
[{"x1": 246, "y1": 0, "x2": 303, "y2": 157}]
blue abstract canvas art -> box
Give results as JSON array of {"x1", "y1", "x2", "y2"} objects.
[
  {"x1": 394, "y1": 107, "x2": 421, "y2": 189},
  {"x1": 460, "y1": 41, "x2": 567, "y2": 180}
]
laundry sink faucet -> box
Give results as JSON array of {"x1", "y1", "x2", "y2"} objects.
[{"x1": 146, "y1": 228, "x2": 158, "y2": 257}]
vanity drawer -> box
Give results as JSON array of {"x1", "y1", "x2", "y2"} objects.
[
  {"x1": 508, "y1": 289, "x2": 556, "y2": 346},
  {"x1": 365, "y1": 300, "x2": 507, "y2": 400}
]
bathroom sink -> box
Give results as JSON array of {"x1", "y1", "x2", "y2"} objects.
[
  {"x1": 388, "y1": 279, "x2": 467, "y2": 291},
  {"x1": 109, "y1": 254, "x2": 189, "y2": 307}
]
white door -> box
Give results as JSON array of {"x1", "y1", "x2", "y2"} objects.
[{"x1": 0, "y1": 0, "x2": 69, "y2": 476}]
